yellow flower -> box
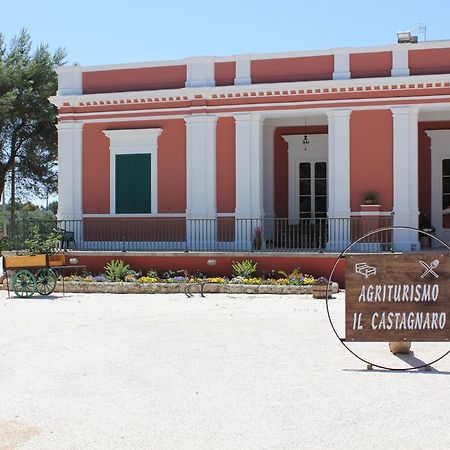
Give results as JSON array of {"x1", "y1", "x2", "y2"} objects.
[{"x1": 138, "y1": 276, "x2": 158, "y2": 283}]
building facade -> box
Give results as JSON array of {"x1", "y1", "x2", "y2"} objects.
[{"x1": 50, "y1": 40, "x2": 450, "y2": 257}]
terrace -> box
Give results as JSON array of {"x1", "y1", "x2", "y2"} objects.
[{"x1": 8, "y1": 216, "x2": 394, "y2": 254}]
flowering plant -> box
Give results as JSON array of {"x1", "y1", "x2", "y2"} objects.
[
  {"x1": 253, "y1": 227, "x2": 263, "y2": 250},
  {"x1": 313, "y1": 276, "x2": 329, "y2": 285}
]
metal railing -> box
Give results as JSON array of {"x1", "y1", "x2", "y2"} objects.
[{"x1": 3, "y1": 216, "x2": 393, "y2": 253}]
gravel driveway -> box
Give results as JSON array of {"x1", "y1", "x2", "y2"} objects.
[{"x1": 0, "y1": 291, "x2": 448, "y2": 449}]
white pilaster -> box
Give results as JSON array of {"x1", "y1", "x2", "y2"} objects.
[
  {"x1": 185, "y1": 114, "x2": 218, "y2": 250},
  {"x1": 263, "y1": 125, "x2": 275, "y2": 214},
  {"x1": 333, "y1": 48, "x2": 351, "y2": 80},
  {"x1": 327, "y1": 110, "x2": 351, "y2": 218},
  {"x1": 234, "y1": 56, "x2": 251, "y2": 86},
  {"x1": 234, "y1": 113, "x2": 263, "y2": 250},
  {"x1": 235, "y1": 113, "x2": 264, "y2": 218},
  {"x1": 56, "y1": 66, "x2": 83, "y2": 95},
  {"x1": 263, "y1": 125, "x2": 276, "y2": 240},
  {"x1": 185, "y1": 115, "x2": 217, "y2": 218},
  {"x1": 57, "y1": 121, "x2": 84, "y2": 220},
  {"x1": 392, "y1": 106, "x2": 420, "y2": 251},
  {"x1": 327, "y1": 109, "x2": 351, "y2": 251},
  {"x1": 185, "y1": 57, "x2": 215, "y2": 88},
  {"x1": 391, "y1": 46, "x2": 410, "y2": 77}
]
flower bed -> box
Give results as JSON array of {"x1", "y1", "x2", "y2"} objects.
[
  {"x1": 54, "y1": 268, "x2": 338, "y2": 295},
  {"x1": 1, "y1": 259, "x2": 339, "y2": 296},
  {"x1": 51, "y1": 280, "x2": 339, "y2": 295}
]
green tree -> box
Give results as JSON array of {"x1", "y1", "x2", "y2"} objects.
[
  {"x1": 48, "y1": 200, "x2": 58, "y2": 215},
  {"x1": 0, "y1": 29, "x2": 65, "y2": 234}
]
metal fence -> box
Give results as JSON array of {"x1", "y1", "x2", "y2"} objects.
[{"x1": 3, "y1": 216, "x2": 393, "y2": 253}]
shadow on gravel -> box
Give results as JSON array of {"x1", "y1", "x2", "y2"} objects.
[
  {"x1": 342, "y1": 367, "x2": 450, "y2": 375},
  {"x1": 6, "y1": 295, "x2": 63, "y2": 301}
]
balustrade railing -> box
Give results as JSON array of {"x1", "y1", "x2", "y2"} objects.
[{"x1": 4, "y1": 216, "x2": 393, "y2": 253}]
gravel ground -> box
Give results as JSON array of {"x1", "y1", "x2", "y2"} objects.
[{"x1": 0, "y1": 291, "x2": 448, "y2": 450}]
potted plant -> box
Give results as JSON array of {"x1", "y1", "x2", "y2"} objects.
[
  {"x1": 4, "y1": 226, "x2": 64, "y2": 269},
  {"x1": 363, "y1": 192, "x2": 378, "y2": 205},
  {"x1": 311, "y1": 276, "x2": 331, "y2": 299},
  {"x1": 253, "y1": 227, "x2": 263, "y2": 250}
]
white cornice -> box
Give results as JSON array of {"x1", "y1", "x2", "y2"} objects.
[
  {"x1": 103, "y1": 128, "x2": 162, "y2": 143},
  {"x1": 58, "y1": 39, "x2": 450, "y2": 74},
  {"x1": 49, "y1": 73, "x2": 450, "y2": 108}
]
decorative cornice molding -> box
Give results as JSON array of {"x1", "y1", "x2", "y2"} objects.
[
  {"x1": 103, "y1": 128, "x2": 162, "y2": 145},
  {"x1": 49, "y1": 73, "x2": 450, "y2": 109}
]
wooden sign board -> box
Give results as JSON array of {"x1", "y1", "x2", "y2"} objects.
[{"x1": 345, "y1": 253, "x2": 450, "y2": 342}]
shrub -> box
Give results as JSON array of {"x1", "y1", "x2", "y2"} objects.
[
  {"x1": 147, "y1": 269, "x2": 159, "y2": 278},
  {"x1": 0, "y1": 237, "x2": 18, "y2": 252},
  {"x1": 104, "y1": 259, "x2": 130, "y2": 282},
  {"x1": 232, "y1": 259, "x2": 257, "y2": 278},
  {"x1": 24, "y1": 226, "x2": 60, "y2": 255}
]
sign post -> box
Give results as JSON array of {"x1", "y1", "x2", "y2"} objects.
[
  {"x1": 326, "y1": 226, "x2": 450, "y2": 371},
  {"x1": 345, "y1": 253, "x2": 450, "y2": 343}
]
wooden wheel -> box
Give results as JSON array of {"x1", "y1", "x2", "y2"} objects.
[
  {"x1": 35, "y1": 268, "x2": 57, "y2": 295},
  {"x1": 12, "y1": 270, "x2": 36, "y2": 298}
]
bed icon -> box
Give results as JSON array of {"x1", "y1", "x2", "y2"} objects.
[{"x1": 355, "y1": 262, "x2": 377, "y2": 279}]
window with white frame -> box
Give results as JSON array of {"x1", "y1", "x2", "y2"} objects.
[{"x1": 103, "y1": 128, "x2": 162, "y2": 214}]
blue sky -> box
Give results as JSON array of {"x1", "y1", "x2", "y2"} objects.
[{"x1": 2, "y1": 0, "x2": 450, "y2": 66}]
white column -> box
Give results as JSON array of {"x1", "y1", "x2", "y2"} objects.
[
  {"x1": 392, "y1": 106, "x2": 420, "y2": 251},
  {"x1": 234, "y1": 113, "x2": 263, "y2": 250},
  {"x1": 234, "y1": 56, "x2": 251, "y2": 86},
  {"x1": 57, "y1": 121, "x2": 84, "y2": 221},
  {"x1": 391, "y1": 46, "x2": 409, "y2": 77},
  {"x1": 185, "y1": 114, "x2": 217, "y2": 249},
  {"x1": 57, "y1": 121, "x2": 84, "y2": 248},
  {"x1": 327, "y1": 109, "x2": 351, "y2": 251},
  {"x1": 333, "y1": 48, "x2": 351, "y2": 80},
  {"x1": 263, "y1": 125, "x2": 275, "y2": 240}
]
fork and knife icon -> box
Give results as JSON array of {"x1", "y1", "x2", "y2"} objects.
[{"x1": 419, "y1": 259, "x2": 440, "y2": 278}]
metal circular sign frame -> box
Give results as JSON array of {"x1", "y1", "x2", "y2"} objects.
[{"x1": 325, "y1": 225, "x2": 450, "y2": 371}]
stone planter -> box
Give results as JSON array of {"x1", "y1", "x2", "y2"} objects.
[{"x1": 2, "y1": 279, "x2": 340, "y2": 296}]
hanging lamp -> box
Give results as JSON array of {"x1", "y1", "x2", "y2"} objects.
[{"x1": 302, "y1": 116, "x2": 310, "y2": 150}]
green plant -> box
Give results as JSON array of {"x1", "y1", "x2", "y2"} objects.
[
  {"x1": 24, "y1": 226, "x2": 59, "y2": 255},
  {"x1": 363, "y1": 192, "x2": 378, "y2": 204},
  {"x1": 232, "y1": 259, "x2": 257, "y2": 278},
  {"x1": 147, "y1": 269, "x2": 159, "y2": 278},
  {"x1": 0, "y1": 237, "x2": 18, "y2": 252},
  {"x1": 104, "y1": 259, "x2": 130, "y2": 282}
]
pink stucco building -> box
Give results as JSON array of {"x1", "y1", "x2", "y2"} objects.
[{"x1": 49, "y1": 39, "x2": 450, "y2": 278}]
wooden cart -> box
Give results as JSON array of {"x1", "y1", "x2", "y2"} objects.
[{"x1": 3, "y1": 254, "x2": 66, "y2": 297}]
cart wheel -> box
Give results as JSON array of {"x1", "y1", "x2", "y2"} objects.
[
  {"x1": 12, "y1": 270, "x2": 36, "y2": 298},
  {"x1": 36, "y1": 268, "x2": 57, "y2": 295}
]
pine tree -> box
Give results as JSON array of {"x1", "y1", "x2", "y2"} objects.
[{"x1": 0, "y1": 29, "x2": 66, "y2": 234}]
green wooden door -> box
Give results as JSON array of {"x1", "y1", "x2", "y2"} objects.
[{"x1": 115, "y1": 153, "x2": 151, "y2": 213}]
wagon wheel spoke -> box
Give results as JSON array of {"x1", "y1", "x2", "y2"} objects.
[
  {"x1": 35, "y1": 268, "x2": 57, "y2": 295},
  {"x1": 12, "y1": 270, "x2": 36, "y2": 298}
]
